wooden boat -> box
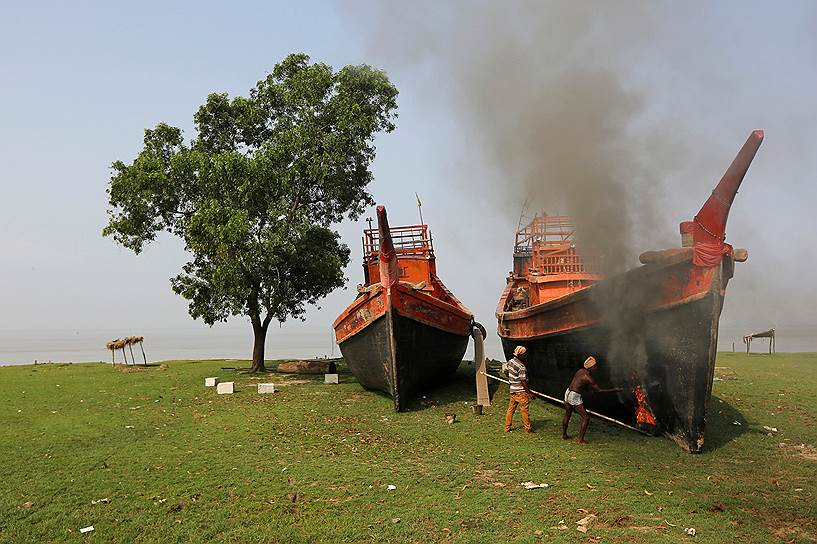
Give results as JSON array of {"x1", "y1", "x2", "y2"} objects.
[
  {"x1": 333, "y1": 205, "x2": 474, "y2": 411},
  {"x1": 495, "y1": 131, "x2": 764, "y2": 452}
]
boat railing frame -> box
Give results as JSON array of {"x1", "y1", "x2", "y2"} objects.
[
  {"x1": 362, "y1": 224, "x2": 433, "y2": 264},
  {"x1": 513, "y1": 215, "x2": 603, "y2": 276}
]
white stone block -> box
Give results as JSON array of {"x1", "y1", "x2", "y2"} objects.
[
  {"x1": 257, "y1": 383, "x2": 275, "y2": 394},
  {"x1": 324, "y1": 373, "x2": 339, "y2": 384},
  {"x1": 205, "y1": 377, "x2": 219, "y2": 387},
  {"x1": 216, "y1": 381, "x2": 234, "y2": 394}
]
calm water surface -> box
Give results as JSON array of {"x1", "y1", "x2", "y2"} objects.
[{"x1": 0, "y1": 326, "x2": 813, "y2": 366}]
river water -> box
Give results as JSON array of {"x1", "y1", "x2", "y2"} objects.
[{"x1": 0, "y1": 325, "x2": 813, "y2": 366}]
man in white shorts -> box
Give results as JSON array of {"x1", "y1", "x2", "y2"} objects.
[{"x1": 561, "y1": 356, "x2": 622, "y2": 444}]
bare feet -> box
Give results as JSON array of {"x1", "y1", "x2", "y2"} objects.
[
  {"x1": 578, "y1": 439, "x2": 589, "y2": 445},
  {"x1": 561, "y1": 434, "x2": 570, "y2": 440}
]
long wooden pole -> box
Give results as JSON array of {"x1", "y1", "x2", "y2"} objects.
[
  {"x1": 480, "y1": 371, "x2": 647, "y2": 435},
  {"x1": 139, "y1": 341, "x2": 147, "y2": 365},
  {"x1": 472, "y1": 327, "x2": 490, "y2": 407}
]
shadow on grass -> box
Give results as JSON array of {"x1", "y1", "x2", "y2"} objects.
[
  {"x1": 406, "y1": 366, "x2": 754, "y2": 452},
  {"x1": 401, "y1": 362, "x2": 484, "y2": 412},
  {"x1": 703, "y1": 395, "x2": 749, "y2": 451}
]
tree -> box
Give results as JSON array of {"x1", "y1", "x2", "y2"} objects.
[{"x1": 103, "y1": 53, "x2": 398, "y2": 372}]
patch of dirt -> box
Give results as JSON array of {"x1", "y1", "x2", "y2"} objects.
[
  {"x1": 274, "y1": 379, "x2": 310, "y2": 386},
  {"x1": 118, "y1": 366, "x2": 147, "y2": 373},
  {"x1": 780, "y1": 443, "x2": 817, "y2": 461},
  {"x1": 117, "y1": 364, "x2": 167, "y2": 373},
  {"x1": 611, "y1": 515, "x2": 633, "y2": 527},
  {"x1": 793, "y1": 444, "x2": 817, "y2": 461},
  {"x1": 323, "y1": 415, "x2": 358, "y2": 424},
  {"x1": 474, "y1": 469, "x2": 509, "y2": 487},
  {"x1": 765, "y1": 517, "x2": 817, "y2": 542},
  {"x1": 714, "y1": 367, "x2": 738, "y2": 381}
]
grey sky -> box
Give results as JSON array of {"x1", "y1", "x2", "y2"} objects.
[{"x1": 1, "y1": 2, "x2": 815, "y2": 362}]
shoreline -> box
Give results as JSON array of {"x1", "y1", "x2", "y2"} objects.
[{"x1": 3, "y1": 351, "x2": 816, "y2": 369}]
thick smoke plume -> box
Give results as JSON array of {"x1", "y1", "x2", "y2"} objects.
[{"x1": 365, "y1": 1, "x2": 679, "y2": 273}]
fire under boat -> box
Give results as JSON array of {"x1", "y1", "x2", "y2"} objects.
[
  {"x1": 333, "y1": 205, "x2": 474, "y2": 411},
  {"x1": 496, "y1": 131, "x2": 764, "y2": 452}
]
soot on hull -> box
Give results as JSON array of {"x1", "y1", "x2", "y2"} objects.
[
  {"x1": 501, "y1": 279, "x2": 723, "y2": 452},
  {"x1": 496, "y1": 131, "x2": 763, "y2": 452}
]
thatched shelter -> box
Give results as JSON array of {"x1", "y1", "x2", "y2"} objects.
[
  {"x1": 125, "y1": 335, "x2": 147, "y2": 365},
  {"x1": 105, "y1": 338, "x2": 128, "y2": 366},
  {"x1": 105, "y1": 336, "x2": 147, "y2": 366}
]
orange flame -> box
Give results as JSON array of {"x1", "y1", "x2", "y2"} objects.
[{"x1": 634, "y1": 385, "x2": 657, "y2": 426}]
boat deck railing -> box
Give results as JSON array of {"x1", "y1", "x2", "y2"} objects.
[
  {"x1": 531, "y1": 252, "x2": 603, "y2": 275},
  {"x1": 513, "y1": 215, "x2": 602, "y2": 276},
  {"x1": 362, "y1": 224, "x2": 433, "y2": 263}
]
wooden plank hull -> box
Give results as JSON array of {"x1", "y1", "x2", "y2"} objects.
[
  {"x1": 497, "y1": 251, "x2": 730, "y2": 452},
  {"x1": 335, "y1": 283, "x2": 472, "y2": 411}
]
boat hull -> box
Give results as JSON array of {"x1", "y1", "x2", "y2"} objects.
[
  {"x1": 335, "y1": 283, "x2": 472, "y2": 411},
  {"x1": 497, "y1": 251, "x2": 730, "y2": 452}
]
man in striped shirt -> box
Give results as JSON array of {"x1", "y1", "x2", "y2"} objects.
[{"x1": 504, "y1": 345, "x2": 533, "y2": 433}]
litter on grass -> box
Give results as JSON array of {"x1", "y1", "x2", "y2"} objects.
[
  {"x1": 387, "y1": 484, "x2": 397, "y2": 491},
  {"x1": 520, "y1": 481, "x2": 550, "y2": 490},
  {"x1": 576, "y1": 514, "x2": 596, "y2": 533},
  {"x1": 79, "y1": 526, "x2": 95, "y2": 534},
  {"x1": 91, "y1": 498, "x2": 110, "y2": 505}
]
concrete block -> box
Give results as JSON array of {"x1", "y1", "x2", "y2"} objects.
[
  {"x1": 324, "y1": 373, "x2": 339, "y2": 384},
  {"x1": 216, "y1": 381, "x2": 234, "y2": 394},
  {"x1": 257, "y1": 383, "x2": 275, "y2": 394},
  {"x1": 205, "y1": 377, "x2": 219, "y2": 387}
]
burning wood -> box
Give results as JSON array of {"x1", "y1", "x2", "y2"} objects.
[{"x1": 633, "y1": 385, "x2": 657, "y2": 427}]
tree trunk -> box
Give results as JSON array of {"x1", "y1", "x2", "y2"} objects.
[{"x1": 249, "y1": 318, "x2": 270, "y2": 373}]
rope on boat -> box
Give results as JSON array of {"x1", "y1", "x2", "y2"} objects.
[{"x1": 479, "y1": 371, "x2": 649, "y2": 435}]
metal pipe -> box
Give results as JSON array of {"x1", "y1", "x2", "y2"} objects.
[{"x1": 480, "y1": 371, "x2": 648, "y2": 435}]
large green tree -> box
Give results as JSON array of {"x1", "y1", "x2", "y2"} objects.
[{"x1": 104, "y1": 53, "x2": 398, "y2": 372}]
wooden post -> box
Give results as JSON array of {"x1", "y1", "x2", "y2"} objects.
[
  {"x1": 139, "y1": 341, "x2": 147, "y2": 365},
  {"x1": 128, "y1": 342, "x2": 136, "y2": 365},
  {"x1": 122, "y1": 346, "x2": 129, "y2": 365},
  {"x1": 473, "y1": 326, "x2": 490, "y2": 407}
]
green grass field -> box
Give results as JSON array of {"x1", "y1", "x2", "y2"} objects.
[{"x1": 1, "y1": 353, "x2": 815, "y2": 543}]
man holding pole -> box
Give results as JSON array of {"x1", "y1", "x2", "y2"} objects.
[
  {"x1": 562, "y1": 356, "x2": 622, "y2": 444},
  {"x1": 504, "y1": 346, "x2": 533, "y2": 433}
]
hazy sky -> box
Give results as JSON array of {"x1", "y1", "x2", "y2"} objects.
[{"x1": 1, "y1": 2, "x2": 815, "y2": 358}]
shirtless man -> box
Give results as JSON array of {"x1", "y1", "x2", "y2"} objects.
[{"x1": 561, "y1": 356, "x2": 622, "y2": 444}]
